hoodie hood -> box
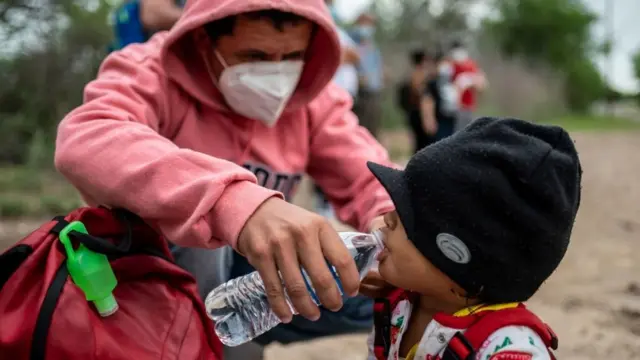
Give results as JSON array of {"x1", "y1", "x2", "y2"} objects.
[{"x1": 160, "y1": 0, "x2": 341, "y2": 112}]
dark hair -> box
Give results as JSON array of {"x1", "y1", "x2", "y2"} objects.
[
  {"x1": 410, "y1": 50, "x2": 425, "y2": 66},
  {"x1": 204, "y1": 10, "x2": 307, "y2": 43},
  {"x1": 449, "y1": 39, "x2": 464, "y2": 50},
  {"x1": 432, "y1": 48, "x2": 445, "y2": 62}
]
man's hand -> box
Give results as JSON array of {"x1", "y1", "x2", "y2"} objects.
[
  {"x1": 423, "y1": 117, "x2": 438, "y2": 135},
  {"x1": 474, "y1": 71, "x2": 488, "y2": 91},
  {"x1": 237, "y1": 198, "x2": 359, "y2": 323},
  {"x1": 421, "y1": 96, "x2": 438, "y2": 135},
  {"x1": 342, "y1": 47, "x2": 361, "y2": 65},
  {"x1": 140, "y1": 0, "x2": 183, "y2": 32}
]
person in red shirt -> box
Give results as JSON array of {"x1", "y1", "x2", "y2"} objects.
[{"x1": 447, "y1": 40, "x2": 487, "y2": 131}]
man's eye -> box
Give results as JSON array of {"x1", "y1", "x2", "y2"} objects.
[
  {"x1": 247, "y1": 54, "x2": 267, "y2": 61},
  {"x1": 283, "y1": 52, "x2": 305, "y2": 60}
]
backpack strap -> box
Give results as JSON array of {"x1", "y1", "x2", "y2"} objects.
[
  {"x1": 373, "y1": 288, "x2": 412, "y2": 360},
  {"x1": 442, "y1": 306, "x2": 558, "y2": 360}
]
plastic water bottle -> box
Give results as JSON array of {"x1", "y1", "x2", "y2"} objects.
[{"x1": 205, "y1": 230, "x2": 384, "y2": 347}]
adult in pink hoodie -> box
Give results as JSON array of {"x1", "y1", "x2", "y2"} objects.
[{"x1": 56, "y1": 0, "x2": 395, "y2": 347}]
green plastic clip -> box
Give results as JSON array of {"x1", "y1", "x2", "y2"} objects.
[{"x1": 59, "y1": 221, "x2": 119, "y2": 317}]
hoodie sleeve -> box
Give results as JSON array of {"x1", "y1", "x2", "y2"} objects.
[
  {"x1": 306, "y1": 84, "x2": 396, "y2": 232},
  {"x1": 55, "y1": 45, "x2": 281, "y2": 249}
]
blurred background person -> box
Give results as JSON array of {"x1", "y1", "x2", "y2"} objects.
[
  {"x1": 111, "y1": 0, "x2": 184, "y2": 51},
  {"x1": 398, "y1": 49, "x2": 430, "y2": 154},
  {"x1": 446, "y1": 39, "x2": 487, "y2": 131},
  {"x1": 314, "y1": 0, "x2": 361, "y2": 219},
  {"x1": 351, "y1": 12, "x2": 384, "y2": 139},
  {"x1": 421, "y1": 50, "x2": 457, "y2": 145}
]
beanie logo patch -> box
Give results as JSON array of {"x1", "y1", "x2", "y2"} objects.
[{"x1": 436, "y1": 233, "x2": 471, "y2": 264}]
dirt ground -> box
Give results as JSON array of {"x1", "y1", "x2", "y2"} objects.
[{"x1": 1, "y1": 131, "x2": 639, "y2": 359}]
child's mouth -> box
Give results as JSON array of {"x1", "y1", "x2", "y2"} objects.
[{"x1": 377, "y1": 248, "x2": 389, "y2": 262}]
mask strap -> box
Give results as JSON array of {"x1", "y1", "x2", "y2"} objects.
[
  {"x1": 201, "y1": 48, "x2": 227, "y2": 90},
  {"x1": 214, "y1": 50, "x2": 229, "y2": 69}
]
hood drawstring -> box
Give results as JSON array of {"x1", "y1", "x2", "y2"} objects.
[{"x1": 237, "y1": 120, "x2": 257, "y2": 165}]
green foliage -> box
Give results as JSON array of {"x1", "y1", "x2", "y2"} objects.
[
  {"x1": 0, "y1": 0, "x2": 115, "y2": 166},
  {"x1": 632, "y1": 49, "x2": 640, "y2": 82},
  {"x1": 486, "y1": 0, "x2": 606, "y2": 112},
  {"x1": 632, "y1": 49, "x2": 640, "y2": 104},
  {"x1": 564, "y1": 58, "x2": 607, "y2": 112},
  {"x1": 0, "y1": 166, "x2": 84, "y2": 218}
]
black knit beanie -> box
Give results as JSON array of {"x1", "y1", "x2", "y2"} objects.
[{"x1": 368, "y1": 117, "x2": 582, "y2": 303}]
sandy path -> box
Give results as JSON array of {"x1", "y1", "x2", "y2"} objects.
[{"x1": 1, "y1": 131, "x2": 639, "y2": 359}]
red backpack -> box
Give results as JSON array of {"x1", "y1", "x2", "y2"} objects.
[{"x1": 0, "y1": 207, "x2": 222, "y2": 360}]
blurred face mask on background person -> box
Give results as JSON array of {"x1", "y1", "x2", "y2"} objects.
[
  {"x1": 438, "y1": 61, "x2": 453, "y2": 79},
  {"x1": 450, "y1": 47, "x2": 469, "y2": 62},
  {"x1": 355, "y1": 25, "x2": 375, "y2": 40},
  {"x1": 212, "y1": 50, "x2": 304, "y2": 127}
]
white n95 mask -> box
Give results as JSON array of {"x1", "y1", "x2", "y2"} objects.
[{"x1": 214, "y1": 51, "x2": 304, "y2": 127}]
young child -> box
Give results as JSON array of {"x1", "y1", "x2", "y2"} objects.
[{"x1": 363, "y1": 117, "x2": 582, "y2": 360}]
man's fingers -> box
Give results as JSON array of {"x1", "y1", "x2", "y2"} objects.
[
  {"x1": 297, "y1": 227, "x2": 343, "y2": 312},
  {"x1": 319, "y1": 224, "x2": 360, "y2": 298},
  {"x1": 250, "y1": 245, "x2": 293, "y2": 323},
  {"x1": 274, "y1": 237, "x2": 320, "y2": 321}
]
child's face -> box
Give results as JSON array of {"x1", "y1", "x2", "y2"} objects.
[{"x1": 377, "y1": 211, "x2": 467, "y2": 303}]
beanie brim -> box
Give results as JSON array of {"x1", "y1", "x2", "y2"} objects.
[{"x1": 367, "y1": 162, "x2": 415, "y2": 240}]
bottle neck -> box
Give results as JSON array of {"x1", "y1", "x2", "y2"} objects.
[{"x1": 371, "y1": 229, "x2": 385, "y2": 250}]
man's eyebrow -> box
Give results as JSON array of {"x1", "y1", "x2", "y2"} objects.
[
  {"x1": 235, "y1": 49, "x2": 269, "y2": 56},
  {"x1": 283, "y1": 50, "x2": 305, "y2": 57}
]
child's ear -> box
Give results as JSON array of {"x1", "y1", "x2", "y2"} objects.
[{"x1": 450, "y1": 286, "x2": 482, "y2": 306}]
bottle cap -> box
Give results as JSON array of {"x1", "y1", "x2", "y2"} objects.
[
  {"x1": 58, "y1": 221, "x2": 119, "y2": 317},
  {"x1": 94, "y1": 293, "x2": 119, "y2": 317}
]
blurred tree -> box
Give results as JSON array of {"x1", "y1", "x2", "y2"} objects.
[
  {"x1": 632, "y1": 49, "x2": 640, "y2": 104},
  {"x1": 632, "y1": 48, "x2": 640, "y2": 86},
  {"x1": 0, "y1": 0, "x2": 115, "y2": 165},
  {"x1": 485, "y1": 0, "x2": 606, "y2": 112}
]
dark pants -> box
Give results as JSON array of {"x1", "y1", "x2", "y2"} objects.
[
  {"x1": 353, "y1": 90, "x2": 382, "y2": 139},
  {"x1": 407, "y1": 110, "x2": 430, "y2": 154}
]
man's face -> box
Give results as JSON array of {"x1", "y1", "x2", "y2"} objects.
[{"x1": 205, "y1": 15, "x2": 314, "y2": 79}]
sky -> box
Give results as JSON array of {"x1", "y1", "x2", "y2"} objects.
[{"x1": 335, "y1": 0, "x2": 640, "y2": 92}]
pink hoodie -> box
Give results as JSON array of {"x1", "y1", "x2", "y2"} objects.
[{"x1": 55, "y1": 0, "x2": 394, "y2": 250}]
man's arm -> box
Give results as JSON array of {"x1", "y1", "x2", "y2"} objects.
[
  {"x1": 139, "y1": 0, "x2": 183, "y2": 32},
  {"x1": 306, "y1": 84, "x2": 396, "y2": 232},
  {"x1": 342, "y1": 47, "x2": 361, "y2": 65},
  {"x1": 337, "y1": 27, "x2": 360, "y2": 65},
  {"x1": 55, "y1": 44, "x2": 279, "y2": 250},
  {"x1": 421, "y1": 95, "x2": 437, "y2": 135}
]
